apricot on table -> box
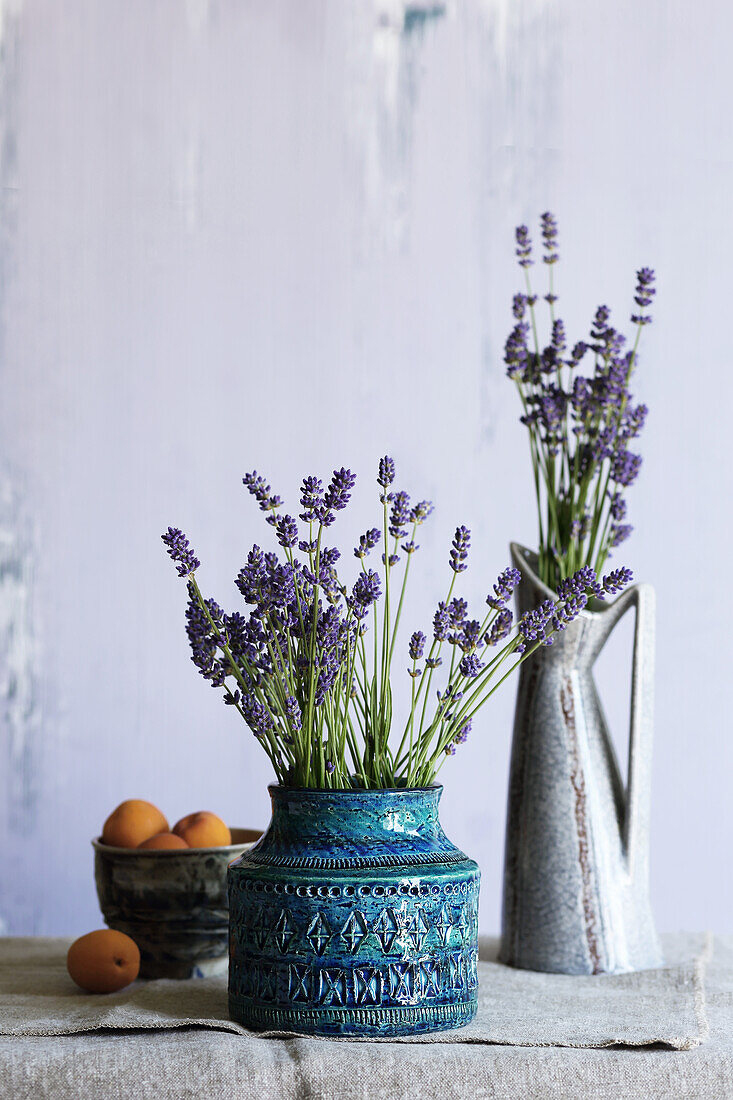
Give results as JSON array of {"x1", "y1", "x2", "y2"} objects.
[
  {"x1": 102, "y1": 800, "x2": 169, "y2": 849},
  {"x1": 172, "y1": 811, "x2": 232, "y2": 848},
  {"x1": 67, "y1": 929, "x2": 140, "y2": 993},
  {"x1": 137, "y1": 831, "x2": 189, "y2": 850}
]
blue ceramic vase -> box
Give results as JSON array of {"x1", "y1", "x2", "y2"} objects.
[{"x1": 228, "y1": 785, "x2": 479, "y2": 1037}]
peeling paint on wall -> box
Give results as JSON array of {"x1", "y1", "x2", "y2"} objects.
[
  {"x1": 346, "y1": 0, "x2": 446, "y2": 254},
  {"x1": 0, "y1": 475, "x2": 41, "y2": 829},
  {"x1": 0, "y1": 1, "x2": 42, "y2": 932}
]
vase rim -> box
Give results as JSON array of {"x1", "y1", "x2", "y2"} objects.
[{"x1": 268, "y1": 783, "x2": 442, "y2": 796}]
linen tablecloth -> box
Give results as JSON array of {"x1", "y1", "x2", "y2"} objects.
[{"x1": 2, "y1": 933, "x2": 731, "y2": 1099}]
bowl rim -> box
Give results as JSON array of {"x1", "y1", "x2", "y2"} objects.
[{"x1": 92, "y1": 826, "x2": 263, "y2": 855}]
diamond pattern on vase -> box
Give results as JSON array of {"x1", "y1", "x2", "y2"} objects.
[
  {"x1": 341, "y1": 910, "x2": 368, "y2": 953},
  {"x1": 435, "y1": 904, "x2": 453, "y2": 946},
  {"x1": 388, "y1": 961, "x2": 415, "y2": 1002},
  {"x1": 373, "y1": 907, "x2": 401, "y2": 952},
  {"x1": 403, "y1": 906, "x2": 430, "y2": 950},
  {"x1": 250, "y1": 908, "x2": 270, "y2": 950},
  {"x1": 306, "y1": 911, "x2": 333, "y2": 955},
  {"x1": 271, "y1": 909, "x2": 296, "y2": 954},
  {"x1": 353, "y1": 967, "x2": 382, "y2": 1006},
  {"x1": 419, "y1": 957, "x2": 441, "y2": 997},
  {"x1": 452, "y1": 904, "x2": 468, "y2": 944},
  {"x1": 258, "y1": 963, "x2": 277, "y2": 1001},
  {"x1": 319, "y1": 967, "x2": 347, "y2": 1006},
  {"x1": 448, "y1": 951, "x2": 465, "y2": 989},
  {"x1": 288, "y1": 963, "x2": 311, "y2": 1003}
]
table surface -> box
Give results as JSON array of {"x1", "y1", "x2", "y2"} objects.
[{"x1": 2, "y1": 935, "x2": 733, "y2": 1100}]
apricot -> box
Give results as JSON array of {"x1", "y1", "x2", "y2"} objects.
[
  {"x1": 172, "y1": 811, "x2": 231, "y2": 848},
  {"x1": 137, "y1": 831, "x2": 189, "y2": 850},
  {"x1": 102, "y1": 800, "x2": 169, "y2": 849},
  {"x1": 67, "y1": 929, "x2": 140, "y2": 993}
]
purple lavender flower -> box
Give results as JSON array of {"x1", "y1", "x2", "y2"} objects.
[
  {"x1": 611, "y1": 450, "x2": 642, "y2": 487},
  {"x1": 569, "y1": 341, "x2": 587, "y2": 368},
  {"x1": 320, "y1": 546, "x2": 341, "y2": 570},
  {"x1": 242, "y1": 471, "x2": 282, "y2": 513},
  {"x1": 459, "y1": 619, "x2": 482, "y2": 651},
  {"x1": 325, "y1": 760, "x2": 336, "y2": 775},
  {"x1": 622, "y1": 404, "x2": 648, "y2": 439},
  {"x1": 551, "y1": 319, "x2": 566, "y2": 353},
  {"x1": 591, "y1": 305, "x2": 611, "y2": 341},
  {"x1": 486, "y1": 608, "x2": 513, "y2": 646},
  {"x1": 459, "y1": 653, "x2": 483, "y2": 678},
  {"x1": 517, "y1": 599, "x2": 555, "y2": 649},
  {"x1": 389, "y1": 491, "x2": 411, "y2": 538},
  {"x1": 512, "y1": 294, "x2": 527, "y2": 320},
  {"x1": 610, "y1": 523, "x2": 633, "y2": 547},
  {"x1": 433, "y1": 602, "x2": 451, "y2": 642},
  {"x1": 241, "y1": 694, "x2": 274, "y2": 739},
  {"x1": 541, "y1": 212, "x2": 559, "y2": 264},
  {"x1": 516, "y1": 225, "x2": 533, "y2": 268},
  {"x1": 378, "y1": 456, "x2": 395, "y2": 490},
  {"x1": 505, "y1": 322, "x2": 530, "y2": 378},
  {"x1": 299, "y1": 476, "x2": 324, "y2": 522},
  {"x1": 449, "y1": 597, "x2": 468, "y2": 625},
  {"x1": 275, "y1": 514, "x2": 298, "y2": 550},
  {"x1": 285, "y1": 695, "x2": 302, "y2": 732},
  {"x1": 351, "y1": 570, "x2": 381, "y2": 618},
  {"x1": 445, "y1": 719, "x2": 472, "y2": 756},
  {"x1": 557, "y1": 565, "x2": 603, "y2": 601},
  {"x1": 185, "y1": 591, "x2": 221, "y2": 681},
  {"x1": 318, "y1": 468, "x2": 356, "y2": 525},
  {"x1": 449, "y1": 526, "x2": 471, "y2": 573},
  {"x1": 632, "y1": 267, "x2": 656, "y2": 324},
  {"x1": 235, "y1": 545, "x2": 265, "y2": 602},
  {"x1": 409, "y1": 630, "x2": 426, "y2": 661},
  {"x1": 354, "y1": 528, "x2": 381, "y2": 559},
  {"x1": 381, "y1": 553, "x2": 400, "y2": 567},
  {"x1": 425, "y1": 656, "x2": 442, "y2": 669},
  {"x1": 487, "y1": 567, "x2": 522, "y2": 610},
  {"x1": 610, "y1": 494, "x2": 627, "y2": 522},
  {"x1": 602, "y1": 567, "x2": 633, "y2": 595},
  {"x1": 410, "y1": 500, "x2": 434, "y2": 524},
  {"x1": 162, "y1": 527, "x2": 200, "y2": 577}
]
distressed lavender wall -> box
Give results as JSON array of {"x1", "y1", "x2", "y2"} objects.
[{"x1": 1, "y1": 0, "x2": 731, "y2": 936}]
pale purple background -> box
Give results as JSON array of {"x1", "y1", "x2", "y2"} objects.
[{"x1": 0, "y1": 0, "x2": 730, "y2": 936}]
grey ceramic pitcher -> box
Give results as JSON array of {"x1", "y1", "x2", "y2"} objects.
[{"x1": 499, "y1": 543, "x2": 662, "y2": 975}]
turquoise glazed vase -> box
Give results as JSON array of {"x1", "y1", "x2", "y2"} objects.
[{"x1": 228, "y1": 785, "x2": 480, "y2": 1037}]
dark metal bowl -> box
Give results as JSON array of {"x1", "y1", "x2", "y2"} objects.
[{"x1": 93, "y1": 827, "x2": 262, "y2": 979}]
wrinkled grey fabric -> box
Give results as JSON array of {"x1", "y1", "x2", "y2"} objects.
[
  {"x1": 0, "y1": 933, "x2": 710, "y2": 1049},
  {"x1": 1, "y1": 934, "x2": 726, "y2": 1100}
]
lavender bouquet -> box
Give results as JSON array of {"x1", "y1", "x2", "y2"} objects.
[
  {"x1": 162, "y1": 458, "x2": 630, "y2": 789},
  {"x1": 505, "y1": 213, "x2": 655, "y2": 592}
]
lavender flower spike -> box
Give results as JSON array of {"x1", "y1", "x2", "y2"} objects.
[
  {"x1": 377, "y1": 456, "x2": 396, "y2": 489},
  {"x1": 541, "y1": 212, "x2": 559, "y2": 264},
  {"x1": 602, "y1": 567, "x2": 633, "y2": 595},
  {"x1": 354, "y1": 527, "x2": 381, "y2": 559},
  {"x1": 487, "y1": 566, "x2": 522, "y2": 610},
  {"x1": 275, "y1": 514, "x2": 298, "y2": 549},
  {"x1": 449, "y1": 526, "x2": 471, "y2": 573},
  {"x1": 242, "y1": 471, "x2": 282, "y2": 513},
  {"x1": 162, "y1": 527, "x2": 200, "y2": 577},
  {"x1": 516, "y1": 225, "x2": 533, "y2": 268},
  {"x1": 351, "y1": 569, "x2": 381, "y2": 618},
  {"x1": 409, "y1": 630, "x2": 426, "y2": 661},
  {"x1": 632, "y1": 267, "x2": 656, "y2": 325}
]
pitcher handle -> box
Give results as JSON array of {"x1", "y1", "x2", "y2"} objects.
[{"x1": 597, "y1": 582, "x2": 656, "y2": 877}]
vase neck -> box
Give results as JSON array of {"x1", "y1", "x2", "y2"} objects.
[{"x1": 245, "y1": 786, "x2": 463, "y2": 868}]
